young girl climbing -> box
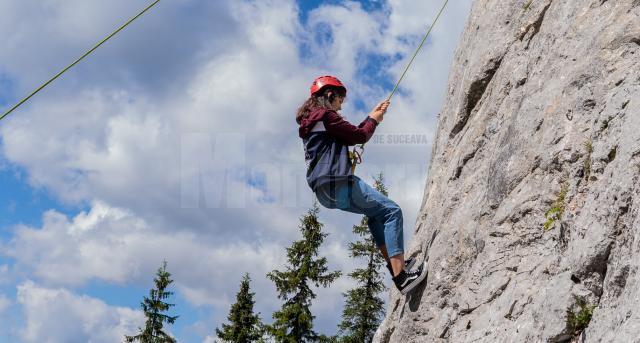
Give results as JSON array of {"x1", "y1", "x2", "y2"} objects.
[{"x1": 297, "y1": 75, "x2": 427, "y2": 295}]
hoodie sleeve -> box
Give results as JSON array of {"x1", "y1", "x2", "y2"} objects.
[{"x1": 323, "y1": 110, "x2": 379, "y2": 145}]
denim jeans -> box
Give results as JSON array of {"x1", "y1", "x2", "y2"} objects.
[{"x1": 315, "y1": 176, "x2": 404, "y2": 257}]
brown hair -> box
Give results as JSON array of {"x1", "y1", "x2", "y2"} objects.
[{"x1": 296, "y1": 87, "x2": 346, "y2": 124}]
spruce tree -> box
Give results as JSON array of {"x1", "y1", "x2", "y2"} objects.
[
  {"x1": 125, "y1": 261, "x2": 179, "y2": 343},
  {"x1": 337, "y1": 174, "x2": 388, "y2": 343},
  {"x1": 267, "y1": 203, "x2": 341, "y2": 343},
  {"x1": 216, "y1": 273, "x2": 264, "y2": 343}
]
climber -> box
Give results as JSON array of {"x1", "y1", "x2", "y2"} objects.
[{"x1": 297, "y1": 75, "x2": 427, "y2": 295}]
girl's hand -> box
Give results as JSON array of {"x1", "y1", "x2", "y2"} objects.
[{"x1": 369, "y1": 100, "x2": 390, "y2": 123}]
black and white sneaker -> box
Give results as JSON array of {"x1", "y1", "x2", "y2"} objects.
[
  {"x1": 392, "y1": 261, "x2": 428, "y2": 295},
  {"x1": 385, "y1": 257, "x2": 417, "y2": 276}
]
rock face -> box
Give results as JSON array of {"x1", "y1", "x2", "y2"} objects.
[{"x1": 375, "y1": 0, "x2": 640, "y2": 342}]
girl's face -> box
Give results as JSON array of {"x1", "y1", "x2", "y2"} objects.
[{"x1": 331, "y1": 94, "x2": 345, "y2": 111}]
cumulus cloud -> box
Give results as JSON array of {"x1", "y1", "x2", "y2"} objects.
[
  {"x1": 1, "y1": 0, "x2": 315, "y2": 241},
  {"x1": 305, "y1": 2, "x2": 384, "y2": 79},
  {"x1": 0, "y1": 0, "x2": 237, "y2": 95},
  {"x1": 1, "y1": 201, "x2": 322, "y2": 334},
  {"x1": 17, "y1": 281, "x2": 144, "y2": 343},
  {"x1": 5, "y1": 202, "x2": 284, "y2": 297},
  {"x1": 2, "y1": 200, "x2": 365, "y2": 338},
  {"x1": 6, "y1": 202, "x2": 150, "y2": 286}
]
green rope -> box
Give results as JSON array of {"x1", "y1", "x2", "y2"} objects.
[
  {"x1": 352, "y1": 0, "x2": 450, "y2": 173},
  {"x1": 388, "y1": 0, "x2": 450, "y2": 100},
  {"x1": 0, "y1": 0, "x2": 161, "y2": 122}
]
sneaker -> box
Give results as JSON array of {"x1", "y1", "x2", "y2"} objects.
[
  {"x1": 386, "y1": 256, "x2": 417, "y2": 276},
  {"x1": 392, "y1": 261, "x2": 428, "y2": 295},
  {"x1": 405, "y1": 257, "x2": 417, "y2": 271}
]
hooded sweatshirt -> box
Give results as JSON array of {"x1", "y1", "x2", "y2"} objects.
[{"x1": 298, "y1": 107, "x2": 378, "y2": 191}]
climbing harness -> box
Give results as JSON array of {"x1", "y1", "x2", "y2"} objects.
[
  {"x1": 350, "y1": 0, "x2": 450, "y2": 173},
  {"x1": 0, "y1": 0, "x2": 161, "y2": 122}
]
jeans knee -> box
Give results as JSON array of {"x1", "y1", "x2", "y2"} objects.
[
  {"x1": 315, "y1": 192, "x2": 336, "y2": 209},
  {"x1": 388, "y1": 203, "x2": 402, "y2": 219}
]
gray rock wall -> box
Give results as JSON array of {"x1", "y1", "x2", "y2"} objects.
[{"x1": 375, "y1": 0, "x2": 640, "y2": 342}]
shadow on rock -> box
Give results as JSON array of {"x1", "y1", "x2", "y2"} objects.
[{"x1": 408, "y1": 270, "x2": 429, "y2": 312}]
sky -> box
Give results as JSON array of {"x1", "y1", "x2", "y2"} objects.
[{"x1": 0, "y1": 0, "x2": 473, "y2": 341}]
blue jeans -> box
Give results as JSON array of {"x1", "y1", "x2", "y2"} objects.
[{"x1": 315, "y1": 177, "x2": 404, "y2": 257}]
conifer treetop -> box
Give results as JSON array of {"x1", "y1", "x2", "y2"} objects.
[{"x1": 125, "y1": 260, "x2": 178, "y2": 343}]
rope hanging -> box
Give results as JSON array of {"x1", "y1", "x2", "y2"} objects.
[
  {"x1": 0, "y1": 0, "x2": 161, "y2": 122},
  {"x1": 351, "y1": 0, "x2": 450, "y2": 173}
]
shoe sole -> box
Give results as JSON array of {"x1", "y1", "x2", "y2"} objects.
[{"x1": 400, "y1": 261, "x2": 428, "y2": 295}]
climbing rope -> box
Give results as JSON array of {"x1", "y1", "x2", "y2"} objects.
[
  {"x1": 350, "y1": 0, "x2": 450, "y2": 173},
  {"x1": 0, "y1": 0, "x2": 161, "y2": 122}
]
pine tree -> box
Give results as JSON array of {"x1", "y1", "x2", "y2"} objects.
[
  {"x1": 267, "y1": 203, "x2": 342, "y2": 343},
  {"x1": 216, "y1": 273, "x2": 264, "y2": 343},
  {"x1": 125, "y1": 261, "x2": 179, "y2": 343},
  {"x1": 337, "y1": 174, "x2": 388, "y2": 343}
]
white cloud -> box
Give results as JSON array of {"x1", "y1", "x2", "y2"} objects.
[
  {"x1": 1, "y1": 0, "x2": 315, "y2": 239},
  {"x1": 17, "y1": 281, "x2": 144, "y2": 343},
  {"x1": 2, "y1": 200, "x2": 360, "y2": 338},
  {"x1": 2, "y1": 201, "x2": 298, "y2": 339},
  {"x1": 305, "y1": 2, "x2": 384, "y2": 79},
  {"x1": 5, "y1": 202, "x2": 286, "y2": 295},
  {"x1": 0, "y1": 0, "x2": 237, "y2": 94},
  {"x1": 6, "y1": 203, "x2": 148, "y2": 286}
]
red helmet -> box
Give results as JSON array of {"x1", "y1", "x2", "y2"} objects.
[{"x1": 310, "y1": 75, "x2": 346, "y2": 96}]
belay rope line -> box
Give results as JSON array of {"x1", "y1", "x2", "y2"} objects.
[
  {"x1": 0, "y1": 0, "x2": 161, "y2": 122},
  {"x1": 349, "y1": 0, "x2": 450, "y2": 173}
]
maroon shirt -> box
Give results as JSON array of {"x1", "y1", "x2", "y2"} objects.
[{"x1": 299, "y1": 108, "x2": 378, "y2": 144}]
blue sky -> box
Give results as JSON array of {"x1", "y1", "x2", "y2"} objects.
[
  {"x1": 0, "y1": 0, "x2": 473, "y2": 341},
  {"x1": 0, "y1": 162, "x2": 83, "y2": 228}
]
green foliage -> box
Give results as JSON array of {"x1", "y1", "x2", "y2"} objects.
[
  {"x1": 318, "y1": 334, "x2": 339, "y2": 343},
  {"x1": 266, "y1": 203, "x2": 342, "y2": 343},
  {"x1": 543, "y1": 183, "x2": 568, "y2": 231},
  {"x1": 125, "y1": 261, "x2": 179, "y2": 343},
  {"x1": 567, "y1": 295, "x2": 597, "y2": 334},
  {"x1": 523, "y1": 0, "x2": 533, "y2": 11},
  {"x1": 216, "y1": 273, "x2": 264, "y2": 343},
  {"x1": 583, "y1": 140, "x2": 593, "y2": 181},
  {"x1": 337, "y1": 173, "x2": 388, "y2": 343},
  {"x1": 372, "y1": 173, "x2": 388, "y2": 197}
]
